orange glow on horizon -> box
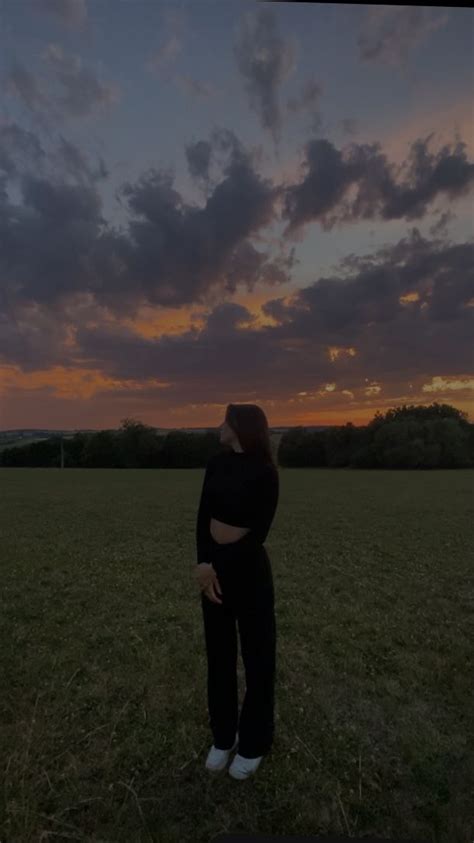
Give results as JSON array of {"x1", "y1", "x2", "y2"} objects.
[
  {"x1": 1, "y1": 280, "x2": 473, "y2": 427},
  {"x1": 0, "y1": 360, "x2": 472, "y2": 431},
  {"x1": 0, "y1": 365, "x2": 171, "y2": 400}
]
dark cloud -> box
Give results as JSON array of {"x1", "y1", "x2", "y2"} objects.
[
  {"x1": 0, "y1": 172, "x2": 108, "y2": 321},
  {"x1": 287, "y1": 78, "x2": 322, "y2": 114},
  {"x1": 357, "y1": 6, "x2": 450, "y2": 69},
  {"x1": 0, "y1": 123, "x2": 47, "y2": 179},
  {"x1": 56, "y1": 228, "x2": 474, "y2": 408},
  {"x1": 2, "y1": 174, "x2": 472, "y2": 408},
  {"x1": 51, "y1": 136, "x2": 109, "y2": 185},
  {"x1": 185, "y1": 128, "x2": 265, "y2": 194},
  {"x1": 2, "y1": 61, "x2": 52, "y2": 133},
  {"x1": 0, "y1": 122, "x2": 108, "y2": 190},
  {"x1": 185, "y1": 139, "x2": 212, "y2": 184},
  {"x1": 340, "y1": 118, "x2": 358, "y2": 138},
  {"x1": 282, "y1": 135, "x2": 474, "y2": 236},
  {"x1": 0, "y1": 123, "x2": 290, "y2": 336},
  {"x1": 286, "y1": 77, "x2": 323, "y2": 135},
  {"x1": 205, "y1": 301, "x2": 257, "y2": 338},
  {"x1": 145, "y1": 5, "x2": 188, "y2": 77},
  {"x1": 0, "y1": 301, "x2": 72, "y2": 374},
  {"x1": 234, "y1": 7, "x2": 297, "y2": 143},
  {"x1": 117, "y1": 131, "x2": 284, "y2": 308},
  {"x1": 1, "y1": 119, "x2": 473, "y2": 414},
  {"x1": 288, "y1": 229, "x2": 474, "y2": 332},
  {"x1": 429, "y1": 209, "x2": 457, "y2": 239},
  {"x1": 3, "y1": 48, "x2": 120, "y2": 129},
  {"x1": 222, "y1": 240, "x2": 298, "y2": 295},
  {"x1": 41, "y1": 44, "x2": 120, "y2": 118}
]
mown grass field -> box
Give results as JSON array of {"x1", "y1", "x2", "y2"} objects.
[{"x1": 1, "y1": 467, "x2": 473, "y2": 843}]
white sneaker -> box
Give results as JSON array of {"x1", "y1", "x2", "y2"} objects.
[
  {"x1": 228, "y1": 752, "x2": 263, "y2": 780},
  {"x1": 205, "y1": 733, "x2": 239, "y2": 772}
]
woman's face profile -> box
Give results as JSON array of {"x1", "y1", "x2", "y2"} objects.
[{"x1": 219, "y1": 418, "x2": 233, "y2": 441}]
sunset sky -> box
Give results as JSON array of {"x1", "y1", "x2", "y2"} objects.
[{"x1": 0, "y1": 0, "x2": 473, "y2": 431}]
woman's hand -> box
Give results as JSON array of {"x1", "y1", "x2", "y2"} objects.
[{"x1": 195, "y1": 563, "x2": 223, "y2": 604}]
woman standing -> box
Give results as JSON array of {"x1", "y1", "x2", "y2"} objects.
[{"x1": 195, "y1": 404, "x2": 279, "y2": 780}]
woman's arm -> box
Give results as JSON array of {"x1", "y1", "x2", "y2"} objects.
[
  {"x1": 244, "y1": 463, "x2": 279, "y2": 546},
  {"x1": 195, "y1": 455, "x2": 217, "y2": 564}
]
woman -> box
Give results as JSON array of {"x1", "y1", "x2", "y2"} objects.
[{"x1": 194, "y1": 403, "x2": 279, "y2": 780}]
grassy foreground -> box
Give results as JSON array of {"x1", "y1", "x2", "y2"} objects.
[{"x1": 1, "y1": 467, "x2": 473, "y2": 843}]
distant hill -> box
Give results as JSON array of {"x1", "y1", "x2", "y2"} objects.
[
  {"x1": 0, "y1": 426, "x2": 337, "y2": 437},
  {"x1": 0, "y1": 425, "x2": 336, "y2": 451}
]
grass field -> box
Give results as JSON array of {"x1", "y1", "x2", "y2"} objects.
[{"x1": 1, "y1": 467, "x2": 473, "y2": 843}]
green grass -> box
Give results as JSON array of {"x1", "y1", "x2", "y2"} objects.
[{"x1": 1, "y1": 467, "x2": 473, "y2": 843}]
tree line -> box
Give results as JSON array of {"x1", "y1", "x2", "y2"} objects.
[{"x1": 1, "y1": 403, "x2": 473, "y2": 470}]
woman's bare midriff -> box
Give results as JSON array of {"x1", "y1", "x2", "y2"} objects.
[{"x1": 210, "y1": 517, "x2": 250, "y2": 545}]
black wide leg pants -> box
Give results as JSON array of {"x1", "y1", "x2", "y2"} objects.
[{"x1": 200, "y1": 532, "x2": 276, "y2": 759}]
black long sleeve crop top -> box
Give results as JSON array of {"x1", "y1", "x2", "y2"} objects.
[{"x1": 195, "y1": 449, "x2": 279, "y2": 564}]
